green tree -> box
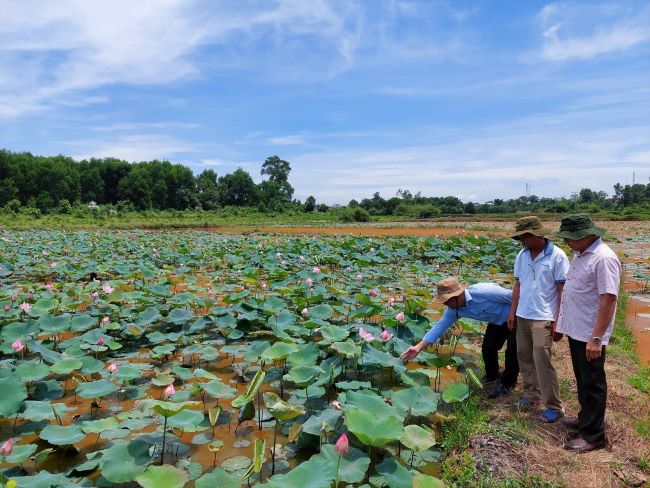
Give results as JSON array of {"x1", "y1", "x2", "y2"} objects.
[
  {"x1": 117, "y1": 167, "x2": 152, "y2": 210},
  {"x1": 260, "y1": 156, "x2": 294, "y2": 203},
  {"x1": 219, "y1": 168, "x2": 259, "y2": 206},
  {"x1": 303, "y1": 195, "x2": 316, "y2": 212}
]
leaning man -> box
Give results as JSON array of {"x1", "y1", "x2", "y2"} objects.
[
  {"x1": 556, "y1": 215, "x2": 621, "y2": 453},
  {"x1": 401, "y1": 277, "x2": 518, "y2": 398}
]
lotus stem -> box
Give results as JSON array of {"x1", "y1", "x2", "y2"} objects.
[
  {"x1": 271, "y1": 419, "x2": 279, "y2": 475},
  {"x1": 334, "y1": 455, "x2": 342, "y2": 488},
  {"x1": 160, "y1": 415, "x2": 168, "y2": 465}
]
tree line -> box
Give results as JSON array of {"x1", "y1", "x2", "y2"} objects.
[{"x1": 1, "y1": 149, "x2": 649, "y2": 217}]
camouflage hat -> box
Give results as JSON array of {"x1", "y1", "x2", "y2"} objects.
[
  {"x1": 510, "y1": 216, "x2": 551, "y2": 239},
  {"x1": 556, "y1": 214, "x2": 606, "y2": 240},
  {"x1": 432, "y1": 277, "x2": 468, "y2": 304}
]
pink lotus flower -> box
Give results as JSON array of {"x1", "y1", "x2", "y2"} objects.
[
  {"x1": 395, "y1": 312, "x2": 405, "y2": 322},
  {"x1": 359, "y1": 327, "x2": 375, "y2": 342},
  {"x1": 389, "y1": 297, "x2": 396, "y2": 305},
  {"x1": 19, "y1": 302, "x2": 31, "y2": 314},
  {"x1": 369, "y1": 289, "x2": 378, "y2": 297},
  {"x1": 261, "y1": 282, "x2": 268, "y2": 289},
  {"x1": 305, "y1": 277, "x2": 313, "y2": 286},
  {"x1": 164, "y1": 383, "x2": 176, "y2": 398},
  {"x1": 102, "y1": 284, "x2": 114, "y2": 294},
  {"x1": 45, "y1": 283, "x2": 54, "y2": 291},
  {"x1": 312, "y1": 266, "x2": 320, "y2": 274},
  {"x1": 280, "y1": 260, "x2": 286, "y2": 266},
  {"x1": 97, "y1": 337, "x2": 105, "y2": 346},
  {"x1": 299, "y1": 255, "x2": 305, "y2": 261},
  {"x1": 50, "y1": 261, "x2": 57, "y2": 268},
  {"x1": 0, "y1": 438, "x2": 14, "y2": 456},
  {"x1": 91, "y1": 291, "x2": 99, "y2": 300},
  {"x1": 11, "y1": 340, "x2": 24, "y2": 352},
  {"x1": 356, "y1": 274, "x2": 363, "y2": 281},
  {"x1": 301, "y1": 307, "x2": 309, "y2": 316},
  {"x1": 153, "y1": 253, "x2": 160, "y2": 258},
  {"x1": 4, "y1": 305, "x2": 10, "y2": 312},
  {"x1": 335, "y1": 433, "x2": 349, "y2": 456},
  {"x1": 107, "y1": 363, "x2": 119, "y2": 374},
  {"x1": 380, "y1": 329, "x2": 392, "y2": 342},
  {"x1": 10, "y1": 295, "x2": 17, "y2": 302},
  {"x1": 330, "y1": 400, "x2": 342, "y2": 410},
  {"x1": 101, "y1": 316, "x2": 110, "y2": 325}
]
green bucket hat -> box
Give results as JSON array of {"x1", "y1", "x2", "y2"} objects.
[
  {"x1": 510, "y1": 216, "x2": 552, "y2": 240},
  {"x1": 556, "y1": 214, "x2": 607, "y2": 240}
]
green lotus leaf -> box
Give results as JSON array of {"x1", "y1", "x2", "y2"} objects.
[
  {"x1": 302, "y1": 409, "x2": 343, "y2": 436},
  {"x1": 31, "y1": 298, "x2": 59, "y2": 315},
  {"x1": 344, "y1": 408, "x2": 403, "y2": 448},
  {"x1": 22, "y1": 400, "x2": 73, "y2": 422},
  {"x1": 221, "y1": 455, "x2": 251, "y2": 472},
  {"x1": 137, "y1": 399, "x2": 200, "y2": 418},
  {"x1": 7, "y1": 471, "x2": 70, "y2": 488},
  {"x1": 166, "y1": 409, "x2": 207, "y2": 432},
  {"x1": 335, "y1": 380, "x2": 372, "y2": 390},
  {"x1": 362, "y1": 345, "x2": 406, "y2": 373},
  {"x1": 201, "y1": 379, "x2": 237, "y2": 399},
  {"x1": 167, "y1": 307, "x2": 194, "y2": 325},
  {"x1": 231, "y1": 370, "x2": 265, "y2": 408},
  {"x1": 50, "y1": 357, "x2": 83, "y2": 375},
  {"x1": 260, "y1": 342, "x2": 300, "y2": 361},
  {"x1": 135, "y1": 464, "x2": 189, "y2": 488},
  {"x1": 287, "y1": 342, "x2": 320, "y2": 367},
  {"x1": 263, "y1": 392, "x2": 305, "y2": 421},
  {"x1": 283, "y1": 365, "x2": 324, "y2": 387},
  {"x1": 400, "y1": 425, "x2": 437, "y2": 452},
  {"x1": 151, "y1": 374, "x2": 175, "y2": 386},
  {"x1": 330, "y1": 340, "x2": 361, "y2": 358},
  {"x1": 0, "y1": 374, "x2": 28, "y2": 416},
  {"x1": 195, "y1": 468, "x2": 240, "y2": 488},
  {"x1": 343, "y1": 390, "x2": 403, "y2": 421},
  {"x1": 38, "y1": 313, "x2": 72, "y2": 334},
  {"x1": 24, "y1": 340, "x2": 62, "y2": 364},
  {"x1": 260, "y1": 456, "x2": 332, "y2": 488},
  {"x1": 389, "y1": 386, "x2": 440, "y2": 417},
  {"x1": 15, "y1": 360, "x2": 51, "y2": 382},
  {"x1": 82, "y1": 416, "x2": 119, "y2": 434},
  {"x1": 375, "y1": 457, "x2": 415, "y2": 488},
  {"x1": 100, "y1": 439, "x2": 152, "y2": 483},
  {"x1": 309, "y1": 304, "x2": 333, "y2": 320},
  {"x1": 114, "y1": 365, "x2": 143, "y2": 382},
  {"x1": 4, "y1": 443, "x2": 38, "y2": 464},
  {"x1": 442, "y1": 382, "x2": 470, "y2": 404},
  {"x1": 70, "y1": 314, "x2": 97, "y2": 332},
  {"x1": 318, "y1": 444, "x2": 371, "y2": 484},
  {"x1": 318, "y1": 324, "x2": 349, "y2": 344},
  {"x1": 40, "y1": 424, "x2": 86, "y2": 445},
  {"x1": 413, "y1": 473, "x2": 446, "y2": 487},
  {"x1": 80, "y1": 356, "x2": 106, "y2": 375},
  {"x1": 76, "y1": 379, "x2": 119, "y2": 399}
]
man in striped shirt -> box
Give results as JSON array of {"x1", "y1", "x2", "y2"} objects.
[{"x1": 556, "y1": 215, "x2": 621, "y2": 453}]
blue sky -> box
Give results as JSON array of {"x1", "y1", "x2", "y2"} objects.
[{"x1": 1, "y1": 0, "x2": 649, "y2": 204}]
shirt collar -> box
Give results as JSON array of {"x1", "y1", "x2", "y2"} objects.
[
  {"x1": 579, "y1": 237, "x2": 603, "y2": 256},
  {"x1": 523, "y1": 238, "x2": 553, "y2": 257},
  {"x1": 464, "y1": 288, "x2": 472, "y2": 304}
]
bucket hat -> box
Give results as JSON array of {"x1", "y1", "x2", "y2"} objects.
[
  {"x1": 556, "y1": 214, "x2": 607, "y2": 240},
  {"x1": 433, "y1": 277, "x2": 467, "y2": 304},
  {"x1": 510, "y1": 216, "x2": 552, "y2": 240}
]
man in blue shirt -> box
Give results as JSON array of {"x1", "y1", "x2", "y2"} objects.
[{"x1": 401, "y1": 277, "x2": 518, "y2": 398}]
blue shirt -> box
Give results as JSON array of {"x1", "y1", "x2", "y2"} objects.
[{"x1": 423, "y1": 283, "x2": 512, "y2": 344}]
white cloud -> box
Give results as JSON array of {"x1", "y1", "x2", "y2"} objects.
[
  {"x1": 67, "y1": 134, "x2": 197, "y2": 162},
  {"x1": 266, "y1": 135, "x2": 306, "y2": 145},
  {"x1": 536, "y1": 3, "x2": 650, "y2": 61},
  {"x1": 90, "y1": 122, "x2": 200, "y2": 132}
]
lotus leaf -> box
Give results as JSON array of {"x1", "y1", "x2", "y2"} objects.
[
  {"x1": 442, "y1": 382, "x2": 470, "y2": 404},
  {"x1": 389, "y1": 386, "x2": 440, "y2": 417},
  {"x1": 166, "y1": 408, "x2": 207, "y2": 431},
  {"x1": 413, "y1": 473, "x2": 446, "y2": 487},
  {"x1": 283, "y1": 365, "x2": 324, "y2": 386},
  {"x1": 4, "y1": 443, "x2": 37, "y2": 464},
  {"x1": 259, "y1": 456, "x2": 332, "y2": 488},
  {"x1": 344, "y1": 390, "x2": 403, "y2": 421},
  {"x1": 263, "y1": 392, "x2": 305, "y2": 421},
  {"x1": 400, "y1": 425, "x2": 437, "y2": 452},
  {"x1": 76, "y1": 379, "x2": 119, "y2": 399},
  {"x1": 40, "y1": 424, "x2": 86, "y2": 445},
  {"x1": 195, "y1": 468, "x2": 240, "y2": 488},
  {"x1": 318, "y1": 444, "x2": 371, "y2": 484},
  {"x1": 137, "y1": 399, "x2": 200, "y2": 418},
  {"x1": 344, "y1": 408, "x2": 403, "y2": 447},
  {"x1": 260, "y1": 342, "x2": 300, "y2": 361},
  {"x1": 50, "y1": 357, "x2": 83, "y2": 375},
  {"x1": 135, "y1": 464, "x2": 189, "y2": 488},
  {"x1": 221, "y1": 455, "x2": 251, "y2": 472},
  {"x1": 15, "y1": 361, "x2": 50, "y2": 382},
  {"x1": 330, "y1": 340, "x2": 361, "y2": 358},
  {"x1": 302, "y1": 409, "x2": 343, "y2": 436},
  {"x1": 100, "y1": 439, "x2": 152, "y2": 483},
  {"x1": 22, "y1": 400, "x2": 73, "y2": 422},
  {"x1": 201, "y1": 379, "x2": 237, "y2": 399},
  {"x1": 0, "y1": 375, "x2": 28, "y2": 416},
  {"x1": 375, "y1": 457, "x2": 415, "y2": 488},
  {"x1": 82, "y1": 417, "x2": 119, "y2": 434},
  {"x1": 231, "y1": 370, "x2": 265, "y2": 408}
]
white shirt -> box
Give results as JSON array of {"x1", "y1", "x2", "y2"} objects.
[
  {"x1": 514, "y1": 239, "x2": 570, "y2": 321},
  {"x1": 556, "y1": 238, "x2": 621, "y2": 344}
]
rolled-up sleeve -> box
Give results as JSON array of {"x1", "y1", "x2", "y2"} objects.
[
  {"x1": 553, "y1": 252, "x2": 570, "y2": 283},
  {"x1": 423, "y1": 307, "x2": 458, "y2": 344}
]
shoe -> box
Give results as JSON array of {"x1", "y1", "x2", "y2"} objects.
[
  {"x1": 486, "y1": 383, "x2": 509, "y2": 399},
  {"x1": 562, "y1": 417, "x2": 579, "y2": 430},
  {"x1": 514, "y1": 397, "x2": 538, "y2": 409},
  {"x1": 538, "y1": 408, "x2": 564, "y2": 423},
  {"x1": 563, "y1": 435, "x2": 606, "y2": 453}
]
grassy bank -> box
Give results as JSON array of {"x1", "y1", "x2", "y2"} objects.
[{"x1": 439, "y1": 293, "x2": 650, "y2": 488}]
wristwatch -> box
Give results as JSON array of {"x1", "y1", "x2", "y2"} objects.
[{"x1": 590, "y1": 336, "x2": 602, "y2": 345}]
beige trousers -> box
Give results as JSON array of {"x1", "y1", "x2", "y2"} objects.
[{"x1": 516, "y1": 317, "x2": 563, "y2": 411}]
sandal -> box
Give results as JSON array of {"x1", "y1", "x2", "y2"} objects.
[
  {"x1": 514, "y1": 398, "x2": 535, "y2": 408},
  {"x1": 538, "y1": 408, "x2": 564, "y2": 423}
]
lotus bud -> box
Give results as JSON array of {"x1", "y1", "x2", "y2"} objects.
[
  {"x1": 301, "y1": 307, "x2": 309, "y2": 316},
  {"x1": 102, "y1": 284, "x2": 114, "y2": 294},
  {"x1": 330, "y1": 400, "x2": 342, "y2": 410},
  {"x1": 91, "y1": 291, "x2": 99, "y2": 300},
  {"x1": 19, "y1": 302, "x2": 31, "y2": 314},
  {"x1": 395, "y1": 311, "x2": 405, "y2": 322},
  {"x1": 380, "y1": 329, "x2": 392, "y2": 342},
  {"x1": 164, "y1": 383, "x2": 176, "y2": 398},
  {"x1": 11, "y1": 340, "x2": 24, "y2": 352},
  {"x1": 0, "y1": 438, "x2": 14, "y2": 456},
  {"x1": 356, "y1": 274, "x2": 363, "y2": 280},
  {"x1": 335, "y1": 433, "x2": 349, "y2": 456},
  {"x1": 369, "y1": 289, "x2": 378, "y2": 297},
  {"x1": 101, "y1": 316, "x2": 110, "y2": 325},
  {"x1": 312, "y1": 266, "x2": 320, "y2": 274},
  {"x1": 305, "y1": 277, "x2": 313, "y2": 286},
  {"x1": 97, "y1": 337, "x2": 105, "y2": 346},
  {"x1": 107, "y1": 363, "x2": 119, "y2": 374}
]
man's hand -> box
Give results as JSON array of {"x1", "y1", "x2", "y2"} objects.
[
  {"x1": 507, "y1": 313, "x2": 517, "y2": 331},
  {"x1": 586, "y1": 339, "x2": 603, "y2": 361},
  {"x1": 401, "y1": 342, "x2": 425, "y2": 363},
  {"x1": 551, "y1": 322, "x2": 563, "y2": 342}
]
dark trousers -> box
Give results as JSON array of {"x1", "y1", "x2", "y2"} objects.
[
  {"x1": 568, "y1": 337, "x2": 607, "y2": 443},
  {"x1": 482, "y1": 322, "x2": 519, "y2": 389}
]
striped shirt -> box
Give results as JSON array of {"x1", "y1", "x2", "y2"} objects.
[{"x1": 556, "y1": 238, "x2": 621, "y2": 345}]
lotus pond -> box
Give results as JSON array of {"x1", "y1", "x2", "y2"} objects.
[{"x1": 0, "y1": 230, "x2": 520, "y2": 487}]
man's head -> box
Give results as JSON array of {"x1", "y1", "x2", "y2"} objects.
[
  {"x1": 511, "y1": 216, "x2": 549, "y2": 249},
  {"x1": 433, "y1": 277, "x2": 467, "y2": 308},
  {"x1": 556, "y1": 214, "x2": 607, "y2": 253}
]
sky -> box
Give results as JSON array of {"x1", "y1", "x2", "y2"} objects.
[{"x1": 1, "y1": 0, "x2": 649, "y2": 204}]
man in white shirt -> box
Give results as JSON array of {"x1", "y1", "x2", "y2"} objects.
[{"x1": 508, "y1": 216, "x2": 569, "y2": 423}]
